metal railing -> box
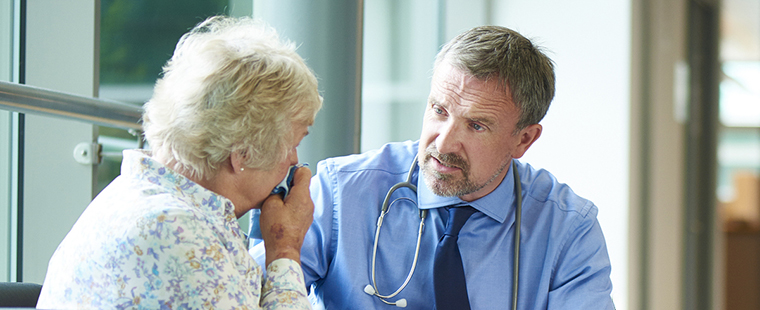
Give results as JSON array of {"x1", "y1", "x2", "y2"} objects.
[{"x1": 0, "y1": 80, "x2": 142, "y2": 130}]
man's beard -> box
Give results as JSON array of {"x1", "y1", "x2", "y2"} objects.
[{"x1": 419, "y1": 143, "x2": 509, "y2": 197}]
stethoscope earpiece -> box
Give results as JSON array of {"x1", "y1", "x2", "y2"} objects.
[
  {"x1": 395, "y1": 299, "x2": 407, "y2": 307},
  {"x1": 364, "y1": 285, "x2": 408, "y2": 307},
  {"x1": 363, "y1": 284, "x2": 376, "y2": 295}
]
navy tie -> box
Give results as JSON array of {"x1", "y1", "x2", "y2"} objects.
[{"x1": 434, "y1": 206, "x2": 477, "y2": 310}]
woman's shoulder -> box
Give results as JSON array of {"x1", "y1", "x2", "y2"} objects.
[{"x1": 92, "y1": 180, "x2": 223, "y2": 246}]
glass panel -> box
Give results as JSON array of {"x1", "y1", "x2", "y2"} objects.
[
  {"x1": 360, "y1": 0, "x2": 440, "y2": 152},
  {"x1": 718, "y1": 0, "x2": 760, "y2": 230},
  {"x1": 97, "y1": 0, "x2": 236, "y2": 194},
  {"x1": 719, "y1": 0, "x2": 760, "y2": 308},
  {"x1": 719, "y1": 62, "x2": 760, "y2": 128},
  {"x1": 98, "y1": 0, "x2": 251, "y2": 231},
  {"x1": 0, "y1": 0, "x2": 13, "y2": 282}
]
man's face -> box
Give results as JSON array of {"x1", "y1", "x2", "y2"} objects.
[{"x1": 418, "y1": 61, "x2": 524, "y2": 202}]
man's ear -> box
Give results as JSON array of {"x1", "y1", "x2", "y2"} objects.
[{"x1": 512, "y1": 124, "x2": 542, "y2": 159}]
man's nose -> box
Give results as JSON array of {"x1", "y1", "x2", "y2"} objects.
[{"x1": 435, "y1": 121, "x2": 462, "y2": 155}]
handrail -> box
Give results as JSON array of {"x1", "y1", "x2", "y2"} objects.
[{"x1": 0, "y1": 80, "x2": 143, "y2": 130}]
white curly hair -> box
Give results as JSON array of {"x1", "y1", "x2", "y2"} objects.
[{"x1": 143, "y1": 16, "x2": 322, "y2": 180}]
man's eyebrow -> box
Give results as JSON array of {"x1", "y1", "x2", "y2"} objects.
[
  {"x1": 428, "y1": 97, "x2": 450, "y2": 108},
  {"x1": 469, "y1": 116, "x2": 496, "y2": 127}
]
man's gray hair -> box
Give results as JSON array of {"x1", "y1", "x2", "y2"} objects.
[{"x1": 435, "y1": 26, "x2": 555, "y2": 132}]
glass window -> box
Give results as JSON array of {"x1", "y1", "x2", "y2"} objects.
[
  {"x1": 719, "y1": 1, "x2": 760, "y2": 305},
  {"x1": 97, "y1": 0, "x2": 238, "y2": 193},
  {"x1": 717, "y1": 0, "x2": 760, "y2": 230},
  {"x1": 97, "y1": 0, "x2": 252, "y2": 233},
  {"x1": 360, "y1": 0, "x2": 440, "y2": 152},
  {"x1": 0, "y1": 0, "x2": 14, "y2": 282}
]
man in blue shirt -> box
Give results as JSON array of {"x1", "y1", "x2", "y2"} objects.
[{"x1": 252, "y1": 25, "x2": 614, "y2": 309}]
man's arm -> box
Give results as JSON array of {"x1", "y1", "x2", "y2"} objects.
[
  {"x1": 299, "y1": 159, "x2": 338, "y2": 286},
  {"x1": 547, "y1": 205, "x2": 615, "y2": 309}
]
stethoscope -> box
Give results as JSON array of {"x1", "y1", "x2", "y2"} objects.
[{"x1": 363, "y1": 156, "x2": 523, "y2": 310}]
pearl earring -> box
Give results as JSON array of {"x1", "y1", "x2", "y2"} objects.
[{"x1": 240, "y1": 167, "x2": 245, "y2": 172}]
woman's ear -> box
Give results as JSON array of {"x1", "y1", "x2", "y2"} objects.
[
  {"x1": 512, "y1": 124, "x2": 542, "y2": 159},
  {"x1": 230, "y1": 150, "x2": 247, "y2": 173}
]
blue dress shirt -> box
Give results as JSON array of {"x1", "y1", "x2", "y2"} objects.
[{"x1": 251, "y1": 140, "x2": 614, "y2": 309}]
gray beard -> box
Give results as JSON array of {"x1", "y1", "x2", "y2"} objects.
[{"x1": 419, "y1": 145, "x2": 510, "y2": 197}]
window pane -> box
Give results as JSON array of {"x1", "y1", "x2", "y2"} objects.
[
  {"x1": 360, "y1": 0, "x2": 440, "y2": 152},
  {"x1": 0, "y1": 0, "x2": 13, "y2": 282},
  {"x1": 97, "y1": 0, "x2": 235, "y2": 194},
  {"x1": 718, "y1": 0, "x2": 760, "y2": 231}
]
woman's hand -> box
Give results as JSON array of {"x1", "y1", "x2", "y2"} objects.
[{"x1": 260, "y1": 166, "x2": 314, "y2": 266}]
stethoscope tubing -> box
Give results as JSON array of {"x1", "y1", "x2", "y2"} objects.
[
  {"x1": 511, "y1": 160, "x2": 521, "y2": 310},
  {"x1": 366, "y1": 157, "x2": 522, "y2": 310},
  {"x1": 369, "y1": 207, "x2": 425, "y2": 300},
  {"x1": 367, "y1": 156, "x2": 425, "y2": 306}
]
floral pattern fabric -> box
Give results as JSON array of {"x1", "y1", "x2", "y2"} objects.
[{"x1": 37, "y1": 150, "x2": 310, "y2": 309}]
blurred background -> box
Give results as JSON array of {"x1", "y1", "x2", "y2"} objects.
[{"x1": 0, "y1": 0, "x2": 757, "y2": 309}]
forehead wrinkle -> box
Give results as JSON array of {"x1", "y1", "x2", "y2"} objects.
[
  {"x1": 435, "y1": 64, "x2": 508, "y2": 104},
  {"x1": 431, "y1": 65, "x2": 516, "y2": 131}
]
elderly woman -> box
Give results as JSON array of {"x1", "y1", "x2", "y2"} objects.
[{"x1": 37, "y1": 16, "x2": 321, "y2": 309}]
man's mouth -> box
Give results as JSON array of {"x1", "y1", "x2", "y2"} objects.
[
  {"x1": 433, "y1": 156, "x2": 458, "y2": 169},
  {"x1": 423, "y1": 143, "x2": 469, "y2": 175},
  {"x1": 428, "y1": 154, "x2": 464, "y2": 174}
]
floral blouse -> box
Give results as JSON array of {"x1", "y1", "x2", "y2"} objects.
[{"x1": 37, "y1": 150, "x2": 310, "y2": 309}]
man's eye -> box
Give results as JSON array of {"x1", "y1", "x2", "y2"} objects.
[
  {"x1": 472, "y1": 123, "x2": 484, "y2": 131},
  {"x1": 433, "y1": 107, "x2": 444, "y2": 114}
]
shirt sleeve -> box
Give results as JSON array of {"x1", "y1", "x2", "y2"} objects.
[
  {"x1": 261, "y1": 259, "x2": 311, "y2": 309},
  {"x1": 98, "y1": 207, "x2": 265, "y2": 309},
  {"x1": 129, "y1": 209, "x2": 312, "y2": 310},
  {"x1": 299, "y1": 159, "x2": 338, "y2": 286},
  {"x1": 548, "y1": 203, "x2": 615, "y2": 309}
]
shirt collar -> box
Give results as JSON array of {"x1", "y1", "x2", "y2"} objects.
[{"x1": 416, "y1": 160, "x2": 518, "y2": 224}]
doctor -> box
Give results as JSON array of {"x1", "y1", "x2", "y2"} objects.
[{"x1": 251, "y1": 25, "x2": 614, "y2": 309}]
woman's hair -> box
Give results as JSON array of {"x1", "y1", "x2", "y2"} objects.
[
  {"x1": 434, "y1": 25, "x2": 555, "y2": 132},
  {"x1": 143, "y1": 16, "x2": 322, "y2": 180}
]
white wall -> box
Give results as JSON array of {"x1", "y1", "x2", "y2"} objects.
[{"x1": 493, "y1": 1, "x2": 631, "y2": 308}]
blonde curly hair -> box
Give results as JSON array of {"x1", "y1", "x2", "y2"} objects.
[{"x1": 143, "y1": 16, "x2": 322, "y2": 180}]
